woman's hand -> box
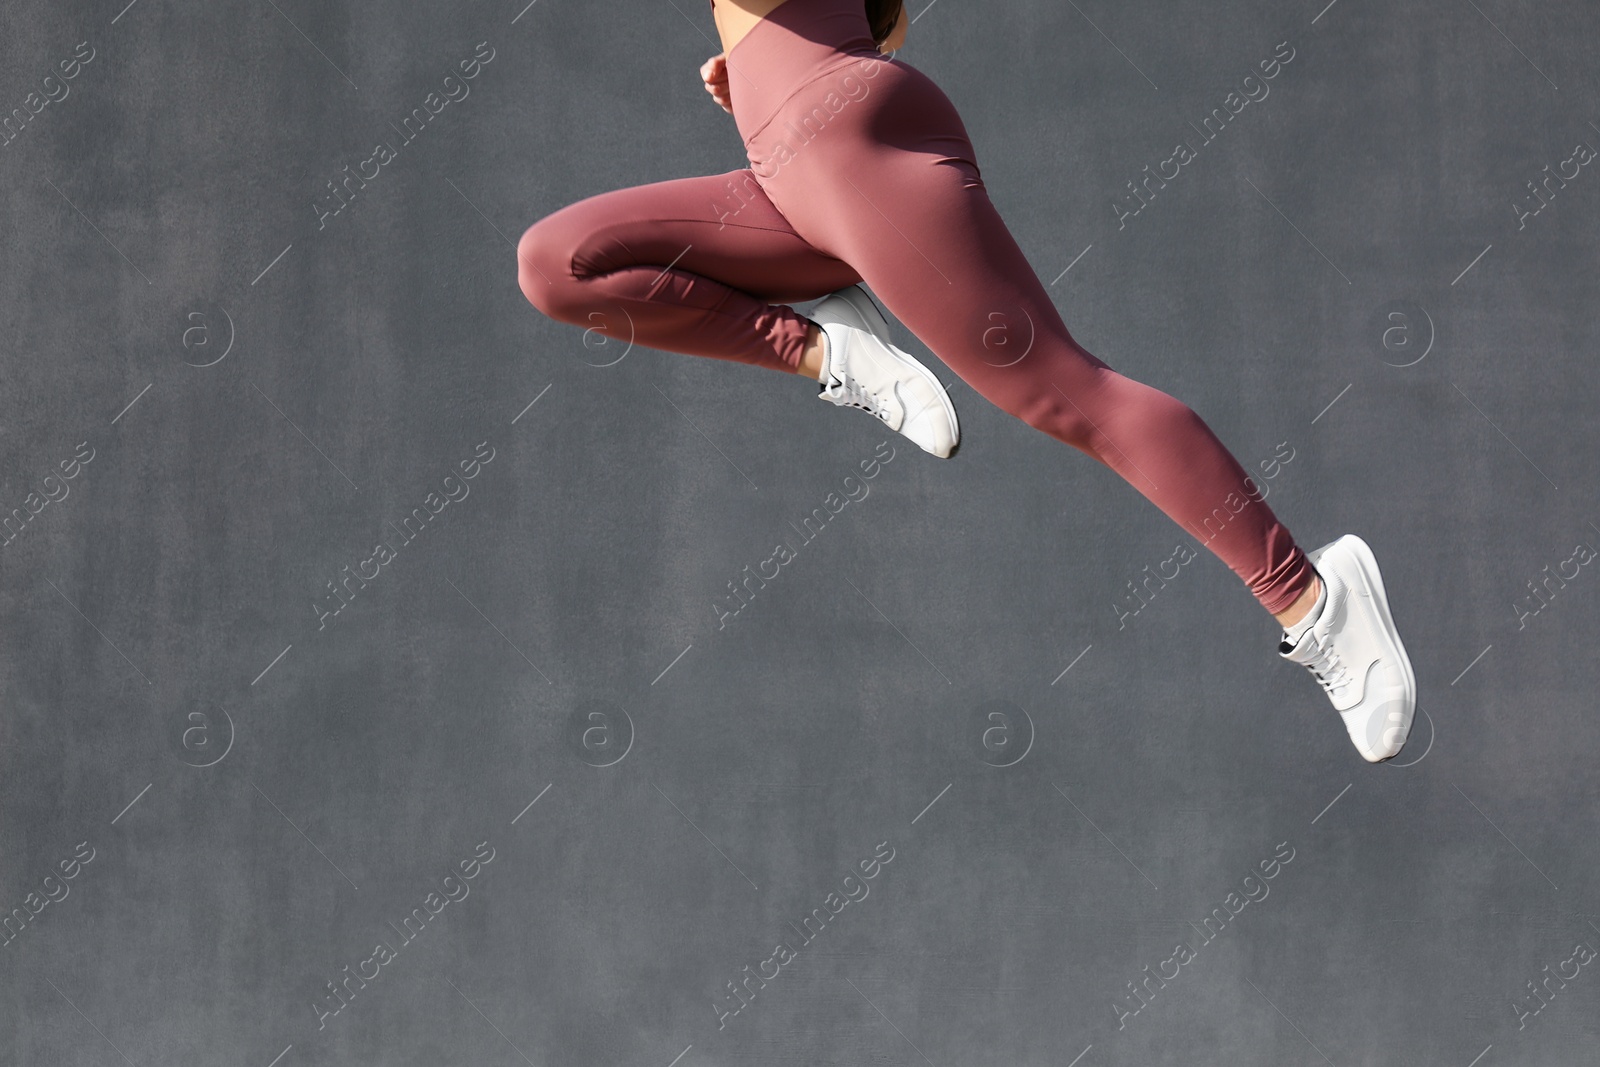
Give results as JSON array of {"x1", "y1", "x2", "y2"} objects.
[{"x1": 701, "y1": 53, "x2": 733, "y2": 114}]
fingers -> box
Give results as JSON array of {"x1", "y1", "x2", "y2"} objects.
[
  {"x1": 701, "y1": 78, "x2": 729, "y2": 106},
  {"x1": 700, "y1": 54, "x2": 733, "y2": 113}
]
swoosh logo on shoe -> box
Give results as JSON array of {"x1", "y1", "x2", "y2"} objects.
[
  {"x1": 885, "y1": 382, "x2": 907, "y2": 431},
  {"x1": 1344, "y1": 658, "x2": 1379, "y2": 710}
]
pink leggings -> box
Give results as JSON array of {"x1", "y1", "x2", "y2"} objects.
[{"x1": 517, "y1": 0, "x2": 1314, "y2": 614}]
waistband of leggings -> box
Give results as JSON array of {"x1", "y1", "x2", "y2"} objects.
[{"x1": 734, "y1": 52, "x2": 896, "y2": 147}]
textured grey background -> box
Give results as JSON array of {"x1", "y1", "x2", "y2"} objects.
[{"x1": 2, "y1": 0, "x2": 1597, "y2": 1064}]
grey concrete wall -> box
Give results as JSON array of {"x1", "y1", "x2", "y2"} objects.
[{"x1": 1, "y1": 1, "x2": 1596, "y2": 1065}]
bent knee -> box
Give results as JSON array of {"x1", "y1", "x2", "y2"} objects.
[
  {"x1": 517, "y1": 215, "x2": 585, "y2": 321},
  {"x1": 1010, "y1": 385, "x2": 1096, "y2": 448},
  {"x1": 1014, "y1": 369, "x2": 1199, "y2": 458}
]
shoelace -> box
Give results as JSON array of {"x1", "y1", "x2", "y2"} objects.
[
  {"x1": 1299, "y1": 631, "x2": 1352, "y2": 698},
  {"x1": 823, "y1": 372, "x2": 894, "y2": 424}
]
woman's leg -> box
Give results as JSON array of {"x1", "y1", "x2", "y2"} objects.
[
  {"x1": 518, "y1": 169, "x2": 860, "y2": 373},
  {"x1": 858, "y1": 182, "x2": 1311, "y2": 612},
  {"x1": 762, "y1": 82, "x2": 1315, "y2": 616}
]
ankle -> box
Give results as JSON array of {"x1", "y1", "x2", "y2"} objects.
[
  {"x1": 1274, "y1": 573, "x2": 1324, "y2": 629},
  {"x1": 797, "y1": 322, "x2": 828, "y2": 382}
]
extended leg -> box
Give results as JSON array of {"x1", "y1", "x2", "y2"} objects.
[{"x1": 785, "y1": 152, "x2": 1315, "y2": 615}]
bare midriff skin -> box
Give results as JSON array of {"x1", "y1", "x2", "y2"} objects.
[
  {"x1": 710, "y1": 0, "x2": 907, "y2": 55},
  {"x1": 710, "y1": 0, "x2": 794, "y2": 55},
  {"x1": 701, "y1": 0, "x2": 1322, "y2": 626}
]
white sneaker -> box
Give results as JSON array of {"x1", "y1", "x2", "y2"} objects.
[
  {"x1": 808, "y1": 286, "x2": 960, "y2": 459},
  {"x1": 1279, "y1": 535, "x2": 1417, "y2": 762}
]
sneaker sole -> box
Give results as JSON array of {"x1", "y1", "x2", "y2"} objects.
[
  {"x1": 886, "y1": 341, "x2": 961, "y2": 458},
  {"x1": 1320, "y1": 535, "x2": 1418, "y2": 762},
  {"x1": 1342, "y1": 536, "x2": 1418, "y2": 749}
]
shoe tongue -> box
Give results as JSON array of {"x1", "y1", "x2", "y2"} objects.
[{"x1": 1278, "y1": 623, "x2": 1321, "y2": 659}]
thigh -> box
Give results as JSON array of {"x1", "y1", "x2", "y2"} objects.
[
  {"x1": 528, "y1": 169, "x2": 860, "y2": 303},
  {"x1": 749, "y1": 60, "x2": 1097, "y2": 402},
  {"x1": 796, "y1": 146, "x2": 1103, "y2": 409}
]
